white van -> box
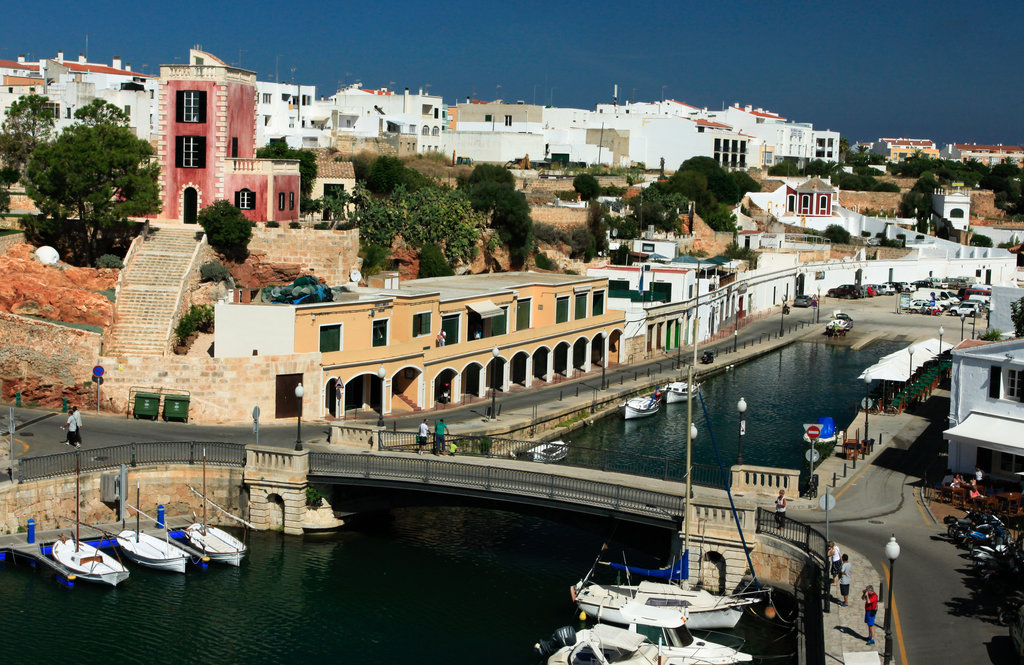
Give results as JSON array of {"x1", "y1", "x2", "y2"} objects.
[{"x1": 966, "y1": 294, "x2": 991, "y2": 308}]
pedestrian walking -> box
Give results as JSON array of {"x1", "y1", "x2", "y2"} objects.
[
  {"x1": 434, "y1": 418, "x2": 447, "y2": 455},
  {"x1": 417, "y1": 418, "x2": 429, "y2": 454},
  {"x1": 862, "y1": 585, "x2": 878, "y2": 644},
  {"x1": 828, "y1": 541, "x2": 843, "y2": 585},
  {"x1": 773, "y1": 489, "x2": 786, "y2": 528},
  {"x1": 60, "y1": 406, "x2": 82, "y2": 447},
  {"x1": 838, "y1": 554, "x2": 851, "y2": 606}
]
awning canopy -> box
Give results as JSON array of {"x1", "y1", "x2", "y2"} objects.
[
  {"x1": 857, "y1": 338, "x2": 952, "y2": 382},
  {"x1": 945, "y1": 412, "x2": 1024, "y2": 457},
  {"x1": 467, "y1": 299, "x2": 503, "y2": 319}
]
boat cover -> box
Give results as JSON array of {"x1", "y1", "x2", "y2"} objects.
[
  {"x1": 606, "y1": 553, "x2": 688, "y2": 581},
  {"x1": 817, "y1": 417, "x2": 836, "y2": 439}
]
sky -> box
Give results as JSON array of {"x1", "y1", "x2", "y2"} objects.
[{"x1": 7, "y1": 0, "x2": 1022, "y2": 147}]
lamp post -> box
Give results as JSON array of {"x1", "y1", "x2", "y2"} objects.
[
  {"x1": 677, "y1": 316, "x2": 684, "y2": 369},
  {"x1": 779, "y1": 300, "x2": 786, "y2": 336},
  {"x1": 971, "y1": 312, "x2": 977, "y2": 339},
  {"x1": 863, "y1": 375, "x2": 872, "y2": 448},
  {"x1": 960, "y1": 313, "x2": 966, "y2": 341},
  {"x1": 734, "y1": 329, "x2": 738, "y2": 353},
  {"x1": 939, "y1": 325, "x2": 944, "y2": 354},
  {"x1": 908, "y1": 349, "x2": 914, "y2": 381},
  {"x1": 376, "y1": 365, "x2": 386, "y2": 428},
  {"x1": 736, "y1": 397, "x2": 747, "y2": 466},
  {"x1": 294, "y1": 383, "x2": 304, "y2": 451},
  {"x1": 883, "y1": 534, "x2": 901, "y2": 665},
  {"x1": 490, "y1": 347, "x2": 500, "y2": 420}
]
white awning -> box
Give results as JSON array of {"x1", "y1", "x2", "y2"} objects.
[
  {"x1": 857, "y1": 338, "x2": 953, "y2": 382},
  {"x1": 944, "y1": 412, "x2": 1024, "y2": 457},
  {"x1": 467, "y1": 299, "x2": 503, "y2": 319}
]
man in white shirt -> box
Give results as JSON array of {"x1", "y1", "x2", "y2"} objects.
[
  {"x1": 62, "y1": 406, "x2": 82, "y2": 447},
  {"x1": 418, "y1": 419, "x2": 429, "y2": 454}
]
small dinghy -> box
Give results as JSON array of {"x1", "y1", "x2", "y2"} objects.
[
  {"x1": 621, "y1": 390, "x2": 662, "y2": 420},
  {"x1": 802, "y1": 416, "x2": 837, "y2": 444},
  {"x1": 526, "y1": 440, "x2": 568, "y2": 463},
  {"x1": 184, "y1": 523, "x2": 246, "y2": 567},
  {"x1": 665, "y1": 381, "x2": 700, "y2": 404}
]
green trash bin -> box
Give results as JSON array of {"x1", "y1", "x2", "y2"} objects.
[
  {"x1": 133, "y1": 392, "x2": 161, "y2": 420},
  {"x1": 163, "y1": 394, "x2": 190, "y2": 422}
]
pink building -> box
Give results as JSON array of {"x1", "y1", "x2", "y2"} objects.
[
  {"x1": 785, "y1": 177, "x2": 835, "y2": 217},
  {"x1": 155, "y1": 49, "x2": 300, "y2": 224}
]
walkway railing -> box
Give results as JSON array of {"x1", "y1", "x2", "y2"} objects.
[
  {"x1": 18, "y1": 441, "x2": 247, "y2": 482},
  {"x1": 308, "y1": 452, "x2": 687, "y2": 522},
  {"x1": 755, "y1": 506, "x2": 830, "y2": 615},
  {"x1": 377, "y1": 431, "x2": 726, "y2": 489}
]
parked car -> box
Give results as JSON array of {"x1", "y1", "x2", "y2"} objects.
[
  {"x1": 793, "y1": 294, "x2": 813, "y2": 308},
  {"x1": 912, "y1": 279, "x2": 932, "y2": 289},
  {"x1": 827, "y1": 284, "x2": 860, "y2": 299},
  {"x1": 950, "y1": 301, "x2": 982, "y2": 317},
  {"x1": 876, "y1": 284, "x2": 896, "y2": 295},
  {"x1": 910, "y1": 299, "x2": 941, "y2": 315},
  {"x1": 891, "y1": 282, "x2": 913, "y2": 293}
]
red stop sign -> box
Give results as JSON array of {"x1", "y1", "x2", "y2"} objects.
[{"x1": 806, "y1": 425, "x2": 821, "y2": 440}]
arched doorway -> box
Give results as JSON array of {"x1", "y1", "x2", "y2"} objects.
[
  {"x1": 532, "y1": 346, "x2": 550, "y2": 383},
  {"x1": 510, "y1": 351, "x2": 529, "y2": 387},
  {"x1": 591, "y1": 333, "x2": 605, "y2": 367},
  {"x1": 390, "y1": 366, "x2": 421, "y2": 412},
  {"x1": 572, "y1": 338, "x2": 588, "y2": 373},
  {"x1": 343, "y1": 373, "x2": 383, "y2": 415},
  {"x1": 265, "y1": 493, "x2": 285, "y2": 529},
  {"x1": 461, "y1": 362, "x2": 482, "y2": 399},
  {"x1": 434, "y1": 368, "x2": 457, "y2": 405},
  {"x1": 701, "y1": 551, "x2": 727, "y2": 594},
  {"x1": 553, "y1": 342, "x2": 570, "y2": 377},
  {"x1": 325, "y1": 378, "x2": 341, "y2": 418},
  {"x1": 609, "y1": 329, "x2": 623, "y2": 364},
  {"x1": 183, "y1": 187, "x2": 198, "y2": 225}
]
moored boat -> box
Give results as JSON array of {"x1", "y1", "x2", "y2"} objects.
[
  {"x1": 184, "y1": 523, "x2": 246, "y2": 566},
  {"x1": 665, "y1": 381, "x2": 700, "y2": 403},
  {"x1": 116, "y1": 530, "x2": 188, "y2": 573},
  {"x1": 536, "y1": 622, "x2": 753, "y2": 664},
  {"x1": 802, "y1": 416, "x2": 838, "y2": 445},
  {"x1": 51, "y1": 535, "x2": 130, "y2": 586},
  {"x1": 621, "y1": 390, "x2": 662, "y2": 420},
  {"x1": 526, "y1": 440, "x2": 569, "y2": 463}
]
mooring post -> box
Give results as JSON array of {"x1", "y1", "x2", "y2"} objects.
[
  {"x1": 156, "y1": 505, "x2": 165, "y2": 529},
  {"x1": 27, "y1": 518, "x2": 35, "y2": 544}
]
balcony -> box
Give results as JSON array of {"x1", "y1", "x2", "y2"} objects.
[{"x1": 225, "y1": 158, "x2": 300, "y2": 176}]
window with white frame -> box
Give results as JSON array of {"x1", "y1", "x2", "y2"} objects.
[
  {"x1": 412, "y1": 312, "x2": 431, "y2": 337},
  {"x1": 175, "y1": 136, "x2": 205, "y2": 168},
  {"x1": 177, "y1": 90, "x2": 206, "y2": 123},
  {"x1": 1008, "y1": 369, "x2": 1023, "y2": 401},
  {"x1": 235, "y1": 188, "x2": 255, "y2": 210},
  {"x1": 372, "y1": 319, "x2": 389, "y2": 347},
  {"x1": 504, "y1": 115, "x2": 512, "y2": 127},
  {"x1": 319, "y1": 323, "x2": 342, "y2": 352}
]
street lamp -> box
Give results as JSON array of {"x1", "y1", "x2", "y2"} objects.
[
  {"x1": 882, "y1": 534, "x2": 901, "y2": 665},
  {"x1": 736, "y1": 397, "x2": 747, "y2": 466},
  {"x1": 490, "y1": 347, "x2": 500, "y2": 420},
  {"x1": 677, "y1": 315, "x2": 684, "y2": 369},
  {"x1": 376, "y1": 365, "x2": 386, "y2": 427},
  {"x1": 939, "y1": 325, "x2": 944, "y2": 354},
  {"x1": 294, "y1": 383, "x2": 304, "y2": 451},
  {"x1": 908, "y1": 348, "x2": 914, "y2": 382},
  {"x1": 863, "y1": 375, "x2": 872, "y2": 450},
  {"x1": 960, "y1": 313, "x2": 966, "y2": 341},
  {"x1": 734, "y1": 329, "x2": 738, "y2": 353},
  {"x1": 779, "y1": 300, "x2": 786, "y2": 336}
]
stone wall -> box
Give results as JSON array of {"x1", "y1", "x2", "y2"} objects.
[
  {"x1": 749, "y1": 537, "x2": 818, "y2": 589},
  {"x1": 531, "y1": 205, "x2": 589, "y2": 228},
  {"x1": 0, "y1": 465, "x2": 246, "y2": 534},
  {"x1": 248, "y1": 227, "x2": 360, "y2": 286},
  {"x1": 0, "y1": 231, "x2": 25, "y2": 253},
  {"x1": 0, "y1": 312, "x2": 102, "y2": 407},
  {"x1": 837, "y1": 191, "x2": 901, "y2": 215},
  {"x1": 691, "y1": 214, "x2": 734, "y2": 256},
  {"x1": 95, "y1": 351, "x2": 322, "y2": 423},
  {"x1": 970, "y1": 190, "x2": 1003, "y2": 220}
]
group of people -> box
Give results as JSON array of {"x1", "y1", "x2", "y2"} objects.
[
  {"x1": 60, "y1": 406, "x2": 82, "y2": 447},
  {"x1": 417, "y1": 418, "x2": 456, "y2": 456},
  {"x1": 827, "y1": 539, "x2": 878, "y2": 646}
]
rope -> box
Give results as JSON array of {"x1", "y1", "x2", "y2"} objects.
[{"x1": 187, "y1": 485, "x2": 255, "y2": 529}]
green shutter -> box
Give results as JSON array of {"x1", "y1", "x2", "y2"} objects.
[
  {"x1": 413, "y1": 312, "x2": 431, "y2": 337},
  {"x1": 492, "y1": 308, "x2": 507, "y2": 336},
  {"x1": 556, "y1": 297, "x2": 569, "y2": 323},
  {"x1": 575, "y1": 293, "x2": 587, "y2": 320},
  {"x1": 442, "y1": 315, "x2": 460, "y2": 345},
  {"x1": 319, "y1": 325, "x2": 340, "y2": 352},
  {"x1": 592, "y1": 291, "x2": 604, "y2": 316},
  {"x1": 516, "y1": 299, "x2": 531, "y2": 331}
]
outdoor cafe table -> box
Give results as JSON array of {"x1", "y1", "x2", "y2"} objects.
[{"x1": 997, "y1": 492, "x2": 1022, "y2": 509}]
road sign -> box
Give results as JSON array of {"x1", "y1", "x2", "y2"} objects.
[
  {"x1": 819, "y1": 493, "x2": 836, "y2": 511},
  {"x1": 252, "y1": 406, "x2": 261, "y2": 422},
  {"x1": 805, "y1": 448, "x2": 820, "y2": 463},
  {"x1": 739, "y1": 420, "x2": 746, "y2": 436},
  {"x1": 805, "y1": 424, "x2": 821, "y2": 440},
  {"x1": 93, "y1": 365, "x2": 104, "y2": 377},
  {"x1": 861, "y1": 397, "x2": 873, "y2": 410}
]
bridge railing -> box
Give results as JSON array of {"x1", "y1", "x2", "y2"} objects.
[
  {"x1": 753, "y1": 506, "x2": 828, "y2": 565},
  {"x1": 377, "y1": 430, "x2": 726, "y2": 489},
  {"x1": 18, "y1": 441, "x2": 247, "y2": 482},
  {"x1": 308, "y1": 452, "x2": 687, "y2": 521}
]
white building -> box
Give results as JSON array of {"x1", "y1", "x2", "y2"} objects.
[
  {"x1": 700, "y1": 104, "x2": 839, "y2": 167},
  {"x1": 945, "y1": 338, "x2": 1024, "y2": 477},
  {"x1": 932, "y1": 187, "x2": 972, "y2": 233},
  {"x1": 256, "y1": 81, "x2": 328, "y2": 149},
  {"x1": 325, "y1": 85, "x2": 446, "y2": 155}
]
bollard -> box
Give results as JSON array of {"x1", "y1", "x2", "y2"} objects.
[
  {"x1": 15, "y1": 392, "x2": 21, "y2": 407},
  {"x1": 575, "y1": 385, "x2": 579, "y2": 397},
  {"x1": 620, "y1": 375, "x2": 624, "y2": 385},
  {"x1": 559, "y1": 390, "x2": 563, "y2": 402},
  {"x1": 27, "y1": 518, "x2": 35, "y2": 544},
  {"x1": 843, "y1": 462, "x2": 848, "y2": 477},
  {"x1": 832, "y1": 472, "x2": 837, "y2": 487},
  {"x1": 156, "y1": 505, "x2": 165, "y2": 529},
  {"x1": 62, "y1": 398, "x2": 68, "y2": 413}
]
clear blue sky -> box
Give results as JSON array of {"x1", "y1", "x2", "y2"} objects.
[{"x1": 9, "y1": 0, "x2": 1022, "y2": 147}]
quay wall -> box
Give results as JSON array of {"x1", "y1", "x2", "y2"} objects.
[{"x1": 0, "y1": 465, "x2": 246, "y2": 534}]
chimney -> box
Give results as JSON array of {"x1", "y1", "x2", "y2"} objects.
[
  {"x1": 404, "y1": 87, "x2": 410, "y2": 114},
  {"x1": 125, "y1": 63, "x2": 131, "y2": 71},
  {"x1": 17, "y1": 54, "x2": 25, "y2": 63},
  {"x1": 78, "y1": 53, "x2": 86, "y2": 64},
  {"x1": 745, "y1": 104, "x2": 752, "y2": 112},
  {"x1": 57, "y1": 50, "x2": 65, "y2": 62},
  {"x1": 112, "y1": 56, "x2": 122, "y2": 70},
  {"x1": 418, "y1": 87, "x2": 422, "y2": 95},
  {"x1": 466, "y1": 96, "x2": 470, "y2": 104}
]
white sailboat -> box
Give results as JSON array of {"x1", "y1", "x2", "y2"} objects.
[
  {"x1": 537, "y1": 622, "x2": 752, "y2": 665},
  {"x1": 665, "y1": 380, "x2": 700, "y2": 403},
  {"x1": 621, "y1": 390, "x2": 662, "y2": 420},
  {"x1": 50, "y1": 454, "x2": 130, "y2": 586},
  {"x1": 116, "y1": 481, "x2": 188, "y2": 573},
  {"x1": 184, "y1": 448, "x2": 248, "y2": 566}
]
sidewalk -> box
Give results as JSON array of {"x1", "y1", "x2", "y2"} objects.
[{"x1": 823, "y1": 542, "x2": 885, "y2": 664}]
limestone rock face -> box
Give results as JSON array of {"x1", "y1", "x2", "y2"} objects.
[
  {"x1": 224, "y1": 250, "x2": 303, "y2": 289},
  {"x1": 0, "y1": 243, "x2": 117, "y2": 327}
]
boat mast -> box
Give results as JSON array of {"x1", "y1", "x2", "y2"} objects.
[
  {"x1": 202, "y1": 447, "x2": 207, "y2": 529},
  {"x1": 75, "y1": 452, "x2": 80, "y2": 552},
  {"x1": 684, "y1": 313, "x2": 697, "y2": 570},
  {"x1": 136, "y1": 480, "x2": 141, "y2": 544}
]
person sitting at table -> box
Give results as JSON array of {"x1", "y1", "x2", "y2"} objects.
[
  {"x1": 969, "y1": 487, "x2": 981, "y2": 500},
  {"x1": 951, "y1": 474, "x2": 965, "y2": 488}
]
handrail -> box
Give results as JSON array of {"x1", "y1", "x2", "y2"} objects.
[
  {"x1": 754, "y1": 506, "x2": 828, "y2": 567},
  {"x1": 17, "y1": 441, "x2": 246, "y2": 482}
]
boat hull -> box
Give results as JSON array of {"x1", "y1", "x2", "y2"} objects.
[
  {"x1": 574, "y1": 581, "x2": 755, "y2": 630},
  {"x1": 116, "y1": 531, "x2": 188, "y2": 573},
  {"x1": 51, "y1": 537, "x2": 130, "y2": 586},
  {"x1": 621, "y1": 397, "x2": 661, "y2": 420},
  {"x1": 185, "y1": 524, "x2": 246, "y2": 566},
  {"x1": 665, "y1": 382, "x2": 698, "y2": 404}
]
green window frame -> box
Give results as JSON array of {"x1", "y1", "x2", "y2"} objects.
[
  {"x1": 592, "y1": 290, "x2": 605, "y2": 316},
  {"x1": 492, "y1": 307, "x2": 508, "y2": 336},
  {"x1": 516, "y1": 298, "x2": 531, "y2": 331},
  {"x1": 412, "y1": 312, "x2": 431, "y2": 337},
  {"x1": 372, "y1": 319, "x2": 388, "y2": 347},
  {"x1": 556, "y1": 296, "x2": 570, "y2": 324},
  {"x1": 574, "y1": 293, "x2": 588, "y2": 320},
  {"x1": 441, "y1": 314, "x2": 460, "y2": 345},
  {"x1": 319, "y1": 324, "x2": 342, "y2": 353}
]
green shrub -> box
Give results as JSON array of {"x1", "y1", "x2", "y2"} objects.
[
  {"x1": 534, "y1": 252, "x2": 554, "y2": 270},
  {"x1": 861, "y1": 231, "x2": 871, "y2": 237},
  {"x1": 266, "y1": 221, "x2": 280, "y2": 228},
  {"x1": 198, "y1": 200, "x2": 253, "y2": 250},
  {"x1": 418, "y1": 243, "x2": 454, "y2": 278},
  {"x1": 95, "y1": 254, "x2": 124, "y2": 269},
  {"x1": 200, "y1": 261, "x2": 231, "y2": 283},
  {"x1": 289, "y1": 221, "x2": 301, "y2": 229},
  {"x1": 174, "y1": 304, "x2": 215, "y2": 344},
  {"x1": 314, "y1": 222, "x2": 330, "y2": 230},
  {"x1": 305, "y1": 486, "x2": 326, "y2": 508},
  {"x1": 555, "y1": 189, "x2": 578, "y2": 200}
]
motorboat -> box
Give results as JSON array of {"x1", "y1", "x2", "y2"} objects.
[
  {"x1": 51, "y1": 535, "x2": 130, "y2": 587},
  {"x1": 116, "y1": 530, "x2": 188, "y2": 573},
  {"x1": 621, "y1": 390, "x2": 661, "y2": 420},
  {"x1": 665, "y1": 381, "x2": 700, "y2": 404},
  {"x1": 535, "y1": 622, "x2": 752, "y2": 665},
  {"x1": 526, "y1": 440, "x2": 568, "y2": 463},
  {"x1": 184, "y1": 523, "x2": 246, "y2": 566},
  {"x1": 802, "y1": 416, "x2": 838, "y2": 445},
  {"x1": 573, "y1": 578, "x2": 760, "y2": 630}
]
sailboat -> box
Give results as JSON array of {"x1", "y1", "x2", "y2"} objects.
[
  {"x1": 536, "y1": 622, "x2": 753, "y2": 665},
  {"x1": 184, "y1": 447, "x2": 248, "y2": 566},
  {"x1": 116, "y1": 481, "x2": 188, "y2": 573},
  {"x1": 621, "y1": 389, "x2": 662, "y2": 420},
  {"x1": 50, "y1": 453, "x2": 130, "y2": 586}
]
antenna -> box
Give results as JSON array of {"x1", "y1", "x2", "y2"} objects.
[{"x1": 349, "y1": 269, "x2": 362, "y2": 284}]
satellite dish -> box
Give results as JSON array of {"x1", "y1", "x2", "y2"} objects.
[
  {"x1": 349, "y1": 269, "x2": 362, "y2": 284},
  {"x1": 35, "y1": 246, "x2": 60, "y2": 265}
]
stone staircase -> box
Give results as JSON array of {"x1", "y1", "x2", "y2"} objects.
[
  {"x1": 395, "y1": 393, "x2": 422, "y2": 413},
  {"x1": 104, "y1": 226, "x2": 205, "y2": 357}
]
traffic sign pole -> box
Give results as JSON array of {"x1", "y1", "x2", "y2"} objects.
[
  {"x1": 93, "y1": 366, "x2": 105, "y2": 415},
  {"x1": 804, "y1": 423, "x2": 820, "y2": 494}
]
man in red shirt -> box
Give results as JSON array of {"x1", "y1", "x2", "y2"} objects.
[{"x1": 862, "y1": 585, "x2": 878, "y2": 645}]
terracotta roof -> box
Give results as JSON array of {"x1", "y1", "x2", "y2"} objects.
[
  {"x1": 731, "y1": 105, "x2": 785, "y2": 120},
  {"x1": 954, "y1": 143, "x2": 1024, "y2": 153},
  {"x1": 696, "y1": 118, "x2": 731, "y2": 129},
  {"x1": 57, "y1": 60, "x2": 150, "y2": 77},
  {"x1": 0, "y1": 60, "x2": 40, "y2": 71},
  {"x1": 667, "y1": 99, "x2": 696, "y2": 109},
  {"x1": 358, "y1": 88, "x2": 394, "y2": 96},
  {"x1": 314, "y1": 153, "x2": 355, "y2": 179},
  {"x1": 955, "y1": 339, "x2": 992, "y2": 351},
  {"x1": 796, "y1": 177, "x2": 835, "y2": 193},
  {"x1": 882, "y1": 138, "x2": 935, "y2": 148}
]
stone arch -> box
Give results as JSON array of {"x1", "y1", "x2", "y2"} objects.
[
  {"x1": 434, "y1": 367, "x2": 458, "y2": 405},
  {"x1": 701, "y1": 551, "x2": 727, "y2": 594},
  {"x1": 264, "y1": 492, "x2": 285, "y2": 529},
  {"x1": 461, "y1": 361, "x2": 483, "y2": 398},
  {"x1": 532, "y1": 345, "x2": 551, "y2": 383},
  {"x1": 510, "y1": 350, "x2": 530, "y2": 387}
]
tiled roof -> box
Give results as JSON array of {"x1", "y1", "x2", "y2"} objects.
[
  {"x1": 731, "y1": 105, "x2": 786, "y2": 120},
  {"x1": 668, "y1": 99, "x2": 696, "y2": 109},
  {"x1": 696, "y1": 118, "x2": 731, "y2": 129},
  {"x1": 314, "y1": 153, "x2": 355, "y2": 179},
  {"x1": 882, "y1": 138, "x2": 934, "y2": 148},
  {"x1": 0, "y1": 60, "x2": 40, "y2": 71},
  {"x1": 955, "y1": 143, "x2": 1024, "y2": 153},
  {"x1": 58, "y1": 60, "x2": 150, "y2": 77},
  {"x1": 797, "y1": 177, "x2": 834, "y2": 193}
]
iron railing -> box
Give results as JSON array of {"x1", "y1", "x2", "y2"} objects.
[
  {"x1": 754, "y1": 506, "x2": 828, "y2": 565},
  {"x1": 377, "y1": 431, "x2": 726, "y2": 488},
  {"x1": 308, "y1": 452, "x2": 686, "y2": 522},
  {"x1": 18, "y1": 441, "x2": 247, "y2": 482}
]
